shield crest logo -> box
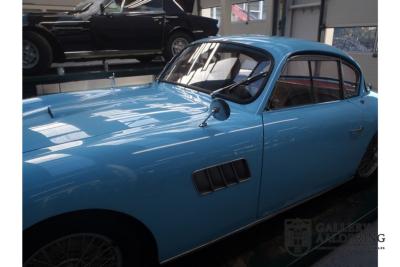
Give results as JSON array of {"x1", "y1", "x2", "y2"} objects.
[{"x1": 284, "y1": 218, "x2": 312, "y2": 256}]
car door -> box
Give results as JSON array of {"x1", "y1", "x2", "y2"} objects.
[
  {"x1": 258, "y1": 54, "x2": 366, "y2": 217},
  {"x1": 90, "y1": 0, "x2": 164, "y2": 51}
]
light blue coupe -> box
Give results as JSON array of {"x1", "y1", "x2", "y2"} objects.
[{"x1": 23, "y1": 36, "x2": 377, "y2": 266}]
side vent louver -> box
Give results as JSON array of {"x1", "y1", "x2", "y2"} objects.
[{"x1": 192, "y1": 159, "x2": 251, "y2": 195}]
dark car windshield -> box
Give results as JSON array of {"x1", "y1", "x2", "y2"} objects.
[{"x1": 160, "y1": 42, "x2": 273, "y2": 103}]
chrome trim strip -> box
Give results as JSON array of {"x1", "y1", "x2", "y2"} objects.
[
  {"x1": 65, "y1": 49, "x2": 162, "y2": 59},
  {"x1": 160, "y1": 177, "x2": 354, "y2": 265},
  {"x1": 39, "y1": 21, "x2": 90, "y2": 24}
]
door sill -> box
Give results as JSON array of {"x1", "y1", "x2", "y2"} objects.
[{"x1": 65, "y1": 49, "x2": 162, "y2": 60}]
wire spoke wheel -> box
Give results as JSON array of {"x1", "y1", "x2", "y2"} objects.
[
  {"x1": 24, "y1": 233, "x2": 122, "y2": 267},
  {"x1": 23, "y1": 40, "x2": 40, "y2": 69},
  {"x1": 171, "y1": 37, "x2": 189, "y2": 56}
]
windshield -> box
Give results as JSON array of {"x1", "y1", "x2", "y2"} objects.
[{"x1": 160, "y1": 42, "x2": 273, "y2": 103}]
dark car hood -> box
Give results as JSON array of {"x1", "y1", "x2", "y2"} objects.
[{"x1": 23, "y1": 83, "x2": 209, "y2": 153}]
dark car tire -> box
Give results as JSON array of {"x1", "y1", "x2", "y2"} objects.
[
  {"x1": 23, "y1": 219, "x2": 156, "y2": 267},
  {"x1": 356, "y1": 134, "x2": 378, "y2": 179},
  {"x1": 164, "y1": 31, "x2": 193, "y2": 61},
  {"x1": 23, "y1": 31, "x2": 53, "y2": 75}
]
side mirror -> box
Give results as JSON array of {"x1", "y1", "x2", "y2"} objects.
[
  {"x1": 366, "y1": 82, "x2": 373, "y2": 92},
  {"x1": 199, "y1": 99, "x2": 231, "y2": 127},
  {"x1": 100, "y1": 4, "x2": 105, "y2": 15}
]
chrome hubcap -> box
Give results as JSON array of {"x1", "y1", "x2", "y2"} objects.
[
  {"x1": 171, "y1": 37, "x2": 188, "y2": 56},
  {"x1": 24, "y1": 233, "x2": 122, "y2": 267},
  {"x1": 23, "y1": 40, "x2": 40, "y2": 69},
  {"x1": 358, "y1": 140, "x2": 378, "y2": 178}
]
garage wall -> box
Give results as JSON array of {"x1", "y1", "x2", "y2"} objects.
[
  {"x1": 323, "y1": 0, "x2": 378, "y2": 88},
  {"x1": 281, "y1": 0, "x2": 377, "y2": 88},
  {"x1": 325, "y1": 0, "x2": 377, "y2": 27},
  {"x1": 23, "y1": 0, "x2": 80, "y2": 12}
]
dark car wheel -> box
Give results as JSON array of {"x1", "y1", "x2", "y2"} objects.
[
  {"x1": 23, "y1": 31, "x2": 53, "y2": 75},
  {"x1": 357, "y1": 134, "x2": 378, "y2": 178},
  {"x1": 164, "y1": 32, "x2": 193, "y2": 61},
  {"x1": 24, "y1": 233, "x2": 123, "y2": 267},
  {"x1": 24, "y1": 222, "x2": 155, "y2": 267}
]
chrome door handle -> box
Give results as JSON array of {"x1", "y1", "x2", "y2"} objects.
[{"x1": 349, "y1": 126, "x2": 364, "y2": 133}]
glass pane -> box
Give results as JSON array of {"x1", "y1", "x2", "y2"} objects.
[
  {"x1": 311, "y1": 60, "x2": 341, "y2": 103},
  {"x1": 342, "y1": 62, "x2": 360, "y2": 98},
  {"x1": 231, "y1": 3, "x2": 248, "y2": 23},
  {"x1": 332, "y1": 26, "x2": 377, "y2": 53},
  {"x1": 248, "y1": 1, "x2": 266, "y2": 21},
  {"x1": 125, "y1": 0, "x2": 163, "y2": 11},
  {"x1": 270, "y1": 60, "x2": 313, "y2": 109},
  {"x1": 162, "y1": 42, "x2": 272, "y2": 101},
  {"x1": 201, "y1": 7, "x2": 221, "y2": 26},
  {"x1": 105, "y1": 1, "x2": 121, "y2": 13}
]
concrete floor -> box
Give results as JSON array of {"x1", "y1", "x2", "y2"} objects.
[
  {"x1": 312, "y1": 221, "x2": 378, "y2": 267},
  {"x1": 164, "y1": 177, "x2": 378, "y2": 267}
]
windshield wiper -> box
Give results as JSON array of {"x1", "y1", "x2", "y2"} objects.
[{"x1": 210, "y1": 70, "x2": 269, "y2": 99}]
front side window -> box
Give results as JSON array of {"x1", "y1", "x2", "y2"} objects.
[
  {"x1": 269, "y1": 59, "x2": 314, "y2": 109},
  {"x1": 268, "y1": 55, "x2": 360, "y2": 110},
  {"x1": 124, "y1": 0, "x2": 163, "y2": 11},
  {"x1": 160, "y1": 42, "x2": 273, "y2": 103},
  {"x1": 105, "y1": 0, "x2": 122, "y2": 13}
]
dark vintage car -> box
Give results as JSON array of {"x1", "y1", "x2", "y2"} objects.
[{"x1": 23, "y1": 0, "x2": 219, "y2": 74}]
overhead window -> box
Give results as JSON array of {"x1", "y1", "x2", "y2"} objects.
[
  {"x1": 231, "y1": 1, "x2": 266, "y2": 23},
  {"x1": 248, "y1": 1, "x2": 266, "y2": 21},
  {"x1": 201, "y1": 7, "x2": 221, "y2": 26},
  {"x1": 325, "y1": 26, "x2": 378, "y2": 54}
]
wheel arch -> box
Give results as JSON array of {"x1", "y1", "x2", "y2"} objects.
[
  {"x1": 23, "y1": 26, "x2": 65, "y2": 62},
  {"x1": 166, "y1": 27, "x2": 194, "y2": 44},
  {"x1": 23, "y1": 209, "x2": 159, "y2": 263}
]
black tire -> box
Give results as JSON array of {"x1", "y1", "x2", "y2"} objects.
[
  {"x1": 23, "y1": 31, "x2": 53, "y2": 75},
  {"x1": 356, "y1": 134, "x2": 378, "y2": 179},
  {"x1": 164, "y1": 31, "x2": 193, "y2": 61},
  {"x1": 23, "y1": 217, "x2": 156, "y2": 267}
]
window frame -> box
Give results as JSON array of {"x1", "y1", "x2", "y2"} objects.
[
  {"x1": 231, "y1": 0, "x2": 266, "y2": 24},
  {"x1": 266, "y1": 53, "x2": 361, "y2": 111}
]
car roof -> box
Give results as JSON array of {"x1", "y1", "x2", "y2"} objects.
[{"x1": 198, "y1": 35, "x2": 356, "y2": 65}]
